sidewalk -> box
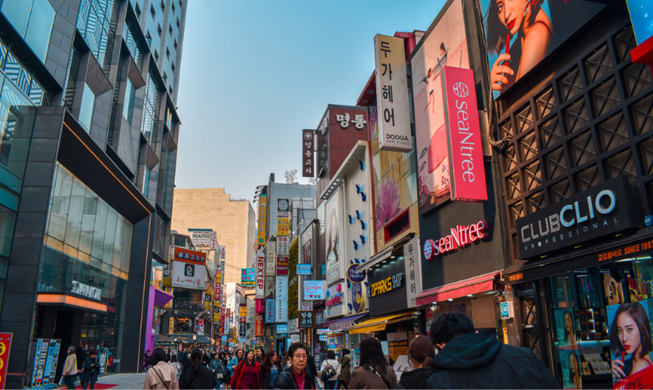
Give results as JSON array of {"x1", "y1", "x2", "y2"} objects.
[{"x1": 95, "y1": 372, "x2": 145, "y2": 389}]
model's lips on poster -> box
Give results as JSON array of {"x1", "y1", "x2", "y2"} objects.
[
  {"x1": 507, "y1": 19, "x2": 515, "y2": 30},
  {"x1": 624, "y1": 344, "x2": 631, "y2": 352}
]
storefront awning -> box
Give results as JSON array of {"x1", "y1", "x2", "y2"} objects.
[
  {"x1": 348, "y1": 312, "x2": 413, "y2": 334},
  {"x1": 328, "y1": 314, "x2": 367, "y2": 331},
  {"x1": 153, "y1": 287, "x2": 174, "y2": 307},
  {"x1": 416, "y1": 271, "x2": 501, "y2": 306}
]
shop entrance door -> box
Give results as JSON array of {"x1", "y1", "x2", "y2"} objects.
[{"x1": 515, "y1": 282, "x2": 550, "y2": 367}]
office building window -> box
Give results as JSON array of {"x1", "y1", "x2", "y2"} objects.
[
  {"x1": 78, "y1": 84, "x2": 95, "y2": 132},
  {"x1": 1, "y1": 0, "x2": 55, "y2": 63},
  {"x1": 122, "y1": 79, "x2": 135, "y2": 124}
]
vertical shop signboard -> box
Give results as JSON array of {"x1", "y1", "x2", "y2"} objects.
[
  {"x1": 277, "y1": 236, "x2": 289, "y2": 255},
  {"x1": 374, "y1": 34, "x2": 412, "y2": 152},
  {"x1": 255, "y1": 315, "x2": 264, "y2": 337},
  {"x1": 441, "y1": 66, "x2": 487, "y2": 202},
  {"x1": 277, "y1": 218, "x2": 290, "y2": 237},
  {"x1": 265, "y1": 299, "x2": 275, "y2": 323},
  {"x1": 302, "y1": 130, "x2": 316, "y2": 177},
  {"x1": 0, "y1": 332, "x2": 12, "y2": 389},
  {"x1": 275, "y1": 276, "x2": 288, "y2": 322},
  {"x1": 256, "y1": 250, "x2": 265, "y2": 298},
  {"x1": 299, "y1": 311, "x2": 314, "y2": 328},
  {"x1": 404, "y1": 236, "x2": 422, "y2": 308},
  {"x1": 258, "y1": 194, "x2": 267, "y2": 246},
  {"x1": 276, "y1": 256, "x2": 289, "y2": 275},
  {"x1": 214, "y1": 269, "x2": 222, "y2": 301},
  {"x1": 266, "y1": 242, "x2": 276, "y2": 276}
]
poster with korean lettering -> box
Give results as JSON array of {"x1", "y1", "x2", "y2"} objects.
[
  {"x1": 220, "y1": 245, "x2": 226, "y2": 260},
  {"x1": 410, "y1": 0, "x2": 469, "y2": 214},
  {"x1": 374, "y1": 34, "x2": 412, "y2": 152},
  {"x1": 241, "y1": 268, "x2": 256, "y2": 287},
  {"x1": 277, "y1": 236, "x2": 289, "y2": 255},
  {"x1": 266, "y1": 242, "x2": 276, "y2": 276},
  {"x1": 277, "y1": 218, "x2": 290, "y2": 237},
  {"x1": 277, "y1": 256, "x2": 289, "y2": 276},
  {"x1": 255, "y1": 315, "x2": 264, "y2": 336},
  {"x1": 215, "y1": 269, "x2": 222, "y2": 301},
  {"x1": 404, "y1": 236, "x2": 422, "y2": 308},
  {"x1": 258, "y1": 194, "x2": 267, "y2": 246},
  {"x1": 302, "y1": 130, "x2": 316, "y2": 177}
]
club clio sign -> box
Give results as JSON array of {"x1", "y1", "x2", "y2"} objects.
[
  {"x1": 516, "y1": 176, "x2": 640, "y2": 260},
  {"x1": 441, "y1": 66, "x2": 487, "y2": 202},
  {"x1": 423, "y1": 221, "x2": 489, "y2": 260}
]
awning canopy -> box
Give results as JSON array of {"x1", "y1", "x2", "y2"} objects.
[
  {"x1": 329, "y1": 314, "x2": 367, "y2": 331},
  {"x1": 153, "y1": 287, "x2": 174, "y2": 307},
  {"x1": 348, "y1": 312, "x2": 413, "y2": 334},
  {"x1": 416, "y1": 272, "x2": 501, "y2": 306}
]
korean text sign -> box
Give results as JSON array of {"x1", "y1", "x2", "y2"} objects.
[
  {"x1": 374, "y1": 34, "x2": 412, "y2": 152},
  {"x1": 441, "y1": 66, "x2": 487, "y2": 202},
  {"x1": 302, "y1": 130, "x2": 316, "y2": 177},
  {"x1": 303, "y1": 280, "x2": 325, "y2": 300},
  {"x1": 241, "y1": 268, "x2": 256, "y2": 287},
  {"x1": 277, "y1": 256, "x2": 289, "y2": 275},
  {"x1": 258, "y1": 195, "x2": 267, "y2": 245},
  {"x1": 404, "y1": 236, "x2": 422, "y2": 308},
  {"x1": 0, "y1": 332, "x2": 11, "y2": 389},
  {"x1": 266, "y1": 242, "x2": 276, "y2": 276},
  {"x1": 299, "y1": 311, "x2": 314, "y2": 328}
]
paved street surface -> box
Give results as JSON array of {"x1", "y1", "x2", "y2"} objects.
[{"x1": 98, "y1": 373, "x2": 146, "y2": 389}]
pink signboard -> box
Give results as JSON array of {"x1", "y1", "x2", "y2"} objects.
[{"x1": 441, "y1": 66, "x2": 487, "y2": 202}]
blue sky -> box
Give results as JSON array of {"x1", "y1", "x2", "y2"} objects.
[{"x1": 175, "y1": 0, "x2": 446, "y2": 201}]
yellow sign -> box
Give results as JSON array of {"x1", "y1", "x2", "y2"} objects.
[
  {"x1": 277, "y1": 218, "x2": 290, "y2": 236},
  {"x1": 240, "y1": 307, "x2": 247, "y2": 317},
  {"x1": 258, "y1": 195, "x2": 267, "y2": 245},
  {"x1": 169, "y1": 317, "x2": 175, "y2": 334},
  {"x1": 214, "y1": 313, "x2": 220, "y2": 322}
]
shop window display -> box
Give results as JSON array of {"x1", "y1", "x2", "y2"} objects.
[{"x1": 547, "y1": 257, "x2": 653, "y2": 388}]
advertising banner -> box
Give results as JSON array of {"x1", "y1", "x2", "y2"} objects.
[
  {"x1": 302, "y1": 130, "x2": 316, "y2": 177},
  {"x1": 277, "y1": 218, "x2": 290, "y2": 237},
  {"x1": 220, "y1": 245, "x2": 226, "y2": 260},
  {"x1": 211, "y1": 232, "x2": 217, "y2": 250},
  {"x1": 607, "y1": 301, "x2": 653, "y2": 389},
  {"x1": 241, "y1": 268, "x2": 256, "y2": 287},
  {"x1": 297, "y1": 264, "x2": 311, "y2": 275},
  {"x1": 275, "y1": 276, "x2": 288, "y2": 322},
  {"x1": 374, "y1": 34, "x2": 412, "y2": 152},
  {"x1": 411, "y1": 0, "x2": 469, "y2": 214},
  {"x1": 303, "y1": 280, "x2": 325, "y2": 300},
  {"x1": 256, "y1": 250, "x2": 265, "y2": 298},
  {"x1": 277, "y1": 236, "x2": 289, "y2": 255},
  {"x1": 265, "y1": 276, "x2": 275, "y2": 298},
  {"x1": 189, "y1": 230, "x2": 213, "y2": 248},
  {"x1": 266, "y1": 242, "x2": 276, "y2": 276},
  {"x1": 326, "y1": 188, "x2": 344, "y2": 284},
  {"x1": 255, "y1": 315, "x2": 264, "y2": 337},
  {"x1": 171, "y1": 260, "x2": 206, "y2": 290},
  {"x1": 265, "y1": 299, "x2": 275, "y2": 323},
  {"x1": 441, "y1": 66, "x2": 488, "y2": 202},
  {"x1": 326, "y1": 283, "x2": 345, "y2": 318},
  {"x1": 258, "y1": 194, "x2": 267, "y2": 246},
  {"x1": 0, "y1": 332, "x2": 11, "y2": 390},
  {"x1": 480, "y1": 0, "x2": 604, "y2": 98},
  {"x1": 626, "y1": 0, "x2": 653, "y2": 45},
  {"x1": 276, "y1": 256, "x2": 289, "y2": 276},
  {"x1": 276, "y1": 324, "x2": 288, "y2": 334},
  {"x1": 214, "y1": 270, "x2": 222, "y2": 301},
  {"x1": 404, "y1": 236, "x2": 422, "y2": 308}
]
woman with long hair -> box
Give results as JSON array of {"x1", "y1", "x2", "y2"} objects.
[
  {"x1": 611, "y1": 302, "x2": 653, "y2": 379},
  {"x1": 256, "y1": 348, "x2": 265, "y2": 364},
  {"x1": 143, "y1": 348, "x2": 179, "y2": 389},
  {"x1": 326, "y1": 211, "x2": 339, "y2": 281},
  {"x1": 259, "y1": 350, "x2": 282, "y2": 390},
  {"x1": 273, "y1": 343, "x2": 316, "y2": 389},
  {"x1": 485, "y1": 0, "x2": 553, "y2": 93},
  {"x1": 179, "y1": 348, "x2": 216, "y2": 389},
  {"x1": 350, "y1": 338, "x2": 397, "y2": 389},
  {"x1": 567, "y1": 352, "x2": 581, "y2": 389},
  {"x1": 397, "y1": 336, "x2": 436, "y2": 389},
  {"x1": 561, "y1": 310, "x2": 574, "y2": 347},
  {"x1": 230, "y1": 350, "x2": 261, "y2": 389}
]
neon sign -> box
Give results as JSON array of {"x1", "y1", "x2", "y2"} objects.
[{"x1": 423, "y1": 221, "x2": 488, "y2": 259}]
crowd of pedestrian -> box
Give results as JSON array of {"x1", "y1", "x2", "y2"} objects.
[{"x1": 133, "y1": 311, "x2": 562, "y2": 389}]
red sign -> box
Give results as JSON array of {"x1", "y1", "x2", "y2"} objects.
[
  {"x1": 0, "y1": 332, "x2": 11, "y2": 389},
  {"x1": 173, "y1": 247, "x2": 206, "y2": 265},
  {"x1": 442, "y1": 66, "x2": 487, "y2": 202},
  {"x1": 256, "y1": 299, "x2": 265, "y2": 314},
  {"x1": 302, "y1": 130, "x2": 316, "y2": 177},
  {"x1": 276, "y1": 256, "x2": 289, "y2": 275},
  {"x1": 423, "y1": 221, "x2": 489, "y2": 259},
  {"x1": 214, "y1": 270, "x2": 222, "y2": 301},
  {"x1": 256, "y1": 252, "x2": 265, "y2": 297},
  {"x1": 255, "y1": 315, "x2": 263, "y2": 337}
]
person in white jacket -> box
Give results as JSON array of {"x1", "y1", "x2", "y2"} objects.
[{"x1": 319, "y1": 350, "x2": 341, "y2": 390}]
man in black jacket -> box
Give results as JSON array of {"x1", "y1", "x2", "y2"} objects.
[{"x1": 426, "y1": 312, "x2": 560, "y2": 389}]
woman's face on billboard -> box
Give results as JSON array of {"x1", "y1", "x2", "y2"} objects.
[
  {"x1": 496, "y1": 0, "x2": 527, "y2": 36},
  {"x1": 563, "y1": 312, "x2": 571, "y2": 332},
  {"x1": 618, "y1": 312, "x2": 642, "y2": 355},
  {"x1": 330, "y1": 216, "x2": 337, "y2": 247}
]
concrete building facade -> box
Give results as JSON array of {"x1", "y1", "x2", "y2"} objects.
[{"x1": 171, "y1": 188, "x2": 256, "y2": 284}]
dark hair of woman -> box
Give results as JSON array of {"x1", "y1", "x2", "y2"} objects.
[
  {"x1": 287, "y1": 343, "x2": 308, "y2": 362},
  {"x1": 326, "y1": 350, "x2": 335, "y2": 359},
  {"x1": 149, "y1": 347, "x2": 167, "y2": 365},
  {"x1": 563, "y1": 311, "x2": 571, "y2": 343},
  {"x1": 359, "y1": 337, "x2": 388, "y2": 375},
  {"x1": 610, "y1": 302, "x2": 653, "y2": 359},
  {"x1": 170, "y1": 354, "x2": 178, "y2": 363},
  {"x1": 484, "y1": 0, "x2": 542, "y2": 55},
  {"x1": 235, "y1": 348, "x2": 244, "y2": 360},
  {"x1": 244, "y1": 350, "x2": 256, "y2": 365},
  {"x1": 191, "y1": 348, "x2": 203, "y2": 374},
  {"x1": 408, "y1": 335, "x2": 435, "y2": 367},
  {"x1": 89, "y1": 348, "x2": 98, "y2": 356},
  {"x1": 263, "y1": 350, "x2": 278, "y2": 368}
]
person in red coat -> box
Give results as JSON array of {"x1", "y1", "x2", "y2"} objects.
[{"x1": 230, "y1": 350, "x2": 261, "y2": 389}]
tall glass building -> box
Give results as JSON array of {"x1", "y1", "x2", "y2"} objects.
[{"x1": 0, "y1": 0, "x2": 187, "y2": 386}]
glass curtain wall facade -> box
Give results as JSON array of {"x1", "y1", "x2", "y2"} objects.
[{"x1": 39, "y1": 163, "x2": 132, "y2": 373}]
